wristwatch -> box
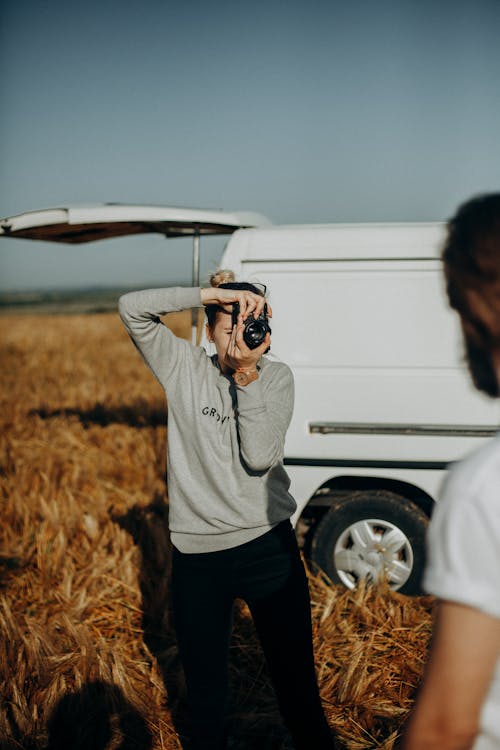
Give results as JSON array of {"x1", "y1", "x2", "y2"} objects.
[{"x1": 232, "y1": 368, "x2": 259, "y2": 386}]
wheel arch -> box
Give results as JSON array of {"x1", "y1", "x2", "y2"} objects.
[{"x1": 306, "y1": 474, "x2": 435, "y2": 518}]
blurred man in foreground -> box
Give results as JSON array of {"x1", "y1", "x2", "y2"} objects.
[{"x1": 400, "y1": 193, "x2": 500, "y2": 750}]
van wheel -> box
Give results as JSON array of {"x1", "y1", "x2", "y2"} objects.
[{"x1": 310, "y1": 491, "x2": 429, "y2": 595}]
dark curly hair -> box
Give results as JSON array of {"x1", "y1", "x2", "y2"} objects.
[{"x1": 443, "y1": 193, "x2": 500, "y2": 397}]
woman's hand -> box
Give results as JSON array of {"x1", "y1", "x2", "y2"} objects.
[
  {"x1": 223, "y1": 313, "x2": 271, "y2": 371},
  {"x1": 200, "y1": 287, "x2": 272, "y2": 320}
]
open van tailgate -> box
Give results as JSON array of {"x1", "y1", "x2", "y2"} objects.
[{"x1": 0, "y1": 204, "x2": 271, "y2": 243}]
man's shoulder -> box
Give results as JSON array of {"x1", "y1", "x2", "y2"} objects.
[{"x1": 442, "y1": 431, "x2": 500, "y2": 506}]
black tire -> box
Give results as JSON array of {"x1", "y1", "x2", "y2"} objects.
[{"x1": 310, "y1": 491, "x2": 429, "y2": 595}]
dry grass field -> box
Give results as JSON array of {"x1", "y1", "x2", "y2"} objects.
[{"x1": 0, "y1": 311, "x2": 434, "y2": 750}]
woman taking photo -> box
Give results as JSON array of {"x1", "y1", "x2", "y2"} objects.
[{"x1": 118, "y1": 271, "x2": 335, "y2": 750}]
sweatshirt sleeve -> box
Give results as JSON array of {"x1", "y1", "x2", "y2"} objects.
[
  {"x1": 235, "y1": 362, "x2": 294, "y2": 472},
  {"x1": 118, "y1": 287, "x2": 202, "y2": 389}
]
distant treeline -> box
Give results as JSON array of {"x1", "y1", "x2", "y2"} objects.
[{"x1": 0, "y1": 283, "x2": 186, "y2": 315}]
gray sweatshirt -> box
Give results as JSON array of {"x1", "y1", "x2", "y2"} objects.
[{"x1": 118, "y1": 287, "x2": 297, "y2": 553}]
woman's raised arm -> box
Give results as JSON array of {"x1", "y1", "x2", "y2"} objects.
[{"x1": 118, "y1": 287, "x2": 201, "y2": 388}]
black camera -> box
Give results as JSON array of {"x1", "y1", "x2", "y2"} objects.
[{"x1": 232, "y1": 302, "x2": 271, "y2": 349}]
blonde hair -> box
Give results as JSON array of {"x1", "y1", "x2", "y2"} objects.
[{"x1": 209, "y1": 269, "x2": 235, "y2": 287}]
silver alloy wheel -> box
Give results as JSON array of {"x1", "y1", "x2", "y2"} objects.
[{"x1": 333, "y1": 518, "x2": 414, "y2": 590}]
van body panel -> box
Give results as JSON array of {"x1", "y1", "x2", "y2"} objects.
[
  {"x1": 222, "y1": 222, "x2": 444, "y2": 263},
  {"x1": 289, "y1": 368, "x2": 496, "y2": 459},
  {"x1": 257, "y1": 261, "x2": 458, "y2": 368}
]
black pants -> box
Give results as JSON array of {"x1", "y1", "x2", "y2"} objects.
[{"x1": 171, "y1": 519, "x2": 335, "y2": 750}]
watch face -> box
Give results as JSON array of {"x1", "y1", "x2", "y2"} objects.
[{"x1": 233, "y1": 369, "x2": 258, "y2": 386}]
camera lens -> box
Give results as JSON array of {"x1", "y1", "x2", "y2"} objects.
[{"x1": 243, "y1": 319, "x2": 268, "y2": 349}]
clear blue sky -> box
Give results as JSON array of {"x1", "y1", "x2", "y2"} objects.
[{"x1": 1, "y1": 0, "x2": 499, "y2": 291}]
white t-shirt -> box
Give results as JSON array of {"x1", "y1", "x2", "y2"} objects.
[{"x1": 423, "y1": 432, "x2": 500, "y2": 750}]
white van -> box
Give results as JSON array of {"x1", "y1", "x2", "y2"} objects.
[
  {"x1": 2, "y1": 205, "x2": 498, "y2": 593},
  {"x1": 221, "y1": 221, "x2": 499, "y2": 593}
]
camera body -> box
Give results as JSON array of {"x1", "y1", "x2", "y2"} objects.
[{"x1": 232, "y1": 302, "x2": 271, "y2": 349}]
